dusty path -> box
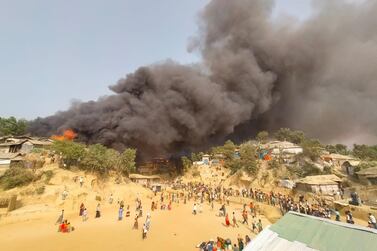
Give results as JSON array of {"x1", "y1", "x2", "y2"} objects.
[{"x1": 0, "y1": 198, "x2": 269, "y2": 251}]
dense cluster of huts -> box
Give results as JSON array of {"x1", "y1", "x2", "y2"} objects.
[{"x1": 0, "y1": 136, "x2": 51, "y2": 169}]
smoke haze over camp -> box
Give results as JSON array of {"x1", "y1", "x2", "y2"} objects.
[{"x1": 29, "y1": 0, "x2": 377, "y2": 157}]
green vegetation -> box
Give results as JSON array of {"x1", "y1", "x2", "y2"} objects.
[
  {"x1": 274, "y1": 128, "x2": 305, "y2": 144},
  {"x1": 190, "y1": 152, "x2": 204, "y2": 162},
  {"x1": 118, "y1": 148, "x2": 137, "y2": 175},
  {"x1": 352, "y1": 144, "x2": 377, "y2": 161},
  {"x1": 51, "y1": 140, "x2": 136, "y2": 176},
  {"x1": 181, "y1": 156, "x2": 192, "y2": 172},
  {"x1": 0, "y1": 116, "x2": 28, "y2": 136},
  {"x1": 287, "y1": 163, "x2": 323, "y2": 178},
  {"x1": 0, "y1": 167, "x2": 38, "y2": 190},
  {"x1": 325, "y1": 144, "x2": 350, "y2": 155},
  {"x1": 52, "y1": 140, "x2": 86, "y2": 168},
  {"x1": 256, "y1": 131, "x2": 269, "y2": 143},
  {"x1": 35, "y1": 185, "x2": 45, "y2": 194},
  {"x1": 213, "y1": 140, "x2": 258, "y2": 175},
  {"x1": 211, "y1": 140, "x2": 236, "y2": 161},
  {"x1": 42, "y1": 170, "x2": 54, "y2": 184}
]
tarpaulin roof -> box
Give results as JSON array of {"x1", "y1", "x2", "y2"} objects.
[{"x1": 245, "y1": 211, "x2": 377, "y2": 251}]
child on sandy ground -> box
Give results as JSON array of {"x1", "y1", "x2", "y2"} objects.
[{"x1": 82, "y1": 208, "x2": 88, "y2": 221}]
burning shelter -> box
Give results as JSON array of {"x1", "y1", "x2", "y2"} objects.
[{"x1": 295, "y1": 174, "x2": 342, "y2": 194}]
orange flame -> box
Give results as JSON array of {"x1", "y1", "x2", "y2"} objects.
[{"x1": 51, "y1": 129, "x2": 77, "y2": 141}]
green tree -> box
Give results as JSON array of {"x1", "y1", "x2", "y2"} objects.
[
  {"x1": 191, "y1": 152, "x2": 204, "y2": 162},
  {"x1": 51, "y1": 140, "x2": 86, "y2": 168},
  {"x1": 274, "y1": 128, "x2": 305, "y2": 144},
  {"x1": 213, "y1": 140, "x2": 237, "y2": 160},
  {"x1": 81, "y1": 144, "x2": 113, "y2": 174},
  {"x1": 301, "y1": 138, "x2": 323, "y2": 161},
  {"x1": 181, "y1": 156, "x2": 192, "y2": 172},
  {"x1": 118, "y1": 148, "x2": 137, "y2": 175},
  {"x1": 256, "y1": 131, "x2": 269, "y2": 143},
  {"x1": 325, "y1": 144, "x2": 349, "y2": 155},
  {"x1": 353, "y1": 144, "x2": 377, "y2": 160},
  {"x1": 239, "y1": 143, "x2": 258, "y2": 174},
  {"x1": 0, "y1": 117, "x2": 28, "y2": 136}
]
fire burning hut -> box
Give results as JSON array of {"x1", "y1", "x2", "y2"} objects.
[{"x1": 137, "y1": 158, "x2": 175, "y2": 175}]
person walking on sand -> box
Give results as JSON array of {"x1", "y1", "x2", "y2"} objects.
[
  {"x1": 193, "y1": 203, "x2": 197, "y2": 215},
  {"x1": 79, "y1": 176, "x2": 84, "y2": 187},
  {"x1": 82, "y1": 208, "x2": 88, "y2": 221},
  {"x1": 79, "y1": 203, "x2": 85, "y2": 216},
  {"x1": 257, "y1": 219, "x2": 263, "y2": 233},
  {"x1": 232, "y1": 212, "x2": 239, "y2": 227},
  {"x1": 225, "y1": 213, "x2": 230, "y2": 227},
  {"x1": 133, "y1": 216, "x2": 139, "y2": 229},
  {"x1": 142, "y1": 223, "x2": 148, "y2": 239},
  {"x1": 118, "y1": 205, "x2": 124, "y2": 221},
  {"x1": 145, "y1": 213, "x2": 151, "y2": 231},
  {"x1": 95, "y1": 203, "x2": 101, "y2": 218},
  {"x1": 56, "y1": 209, "x2": 64, "y2": 224},
  {"x1": 242, "y1": 209, "x2": 248, "y2": 224}
]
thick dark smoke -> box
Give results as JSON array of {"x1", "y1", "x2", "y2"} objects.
[{"x1": 29, "y1": 0, "x2": 377, "y2": 158}]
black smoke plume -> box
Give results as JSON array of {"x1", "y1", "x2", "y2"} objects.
[{"x1": 29, "y1": 0, "x2": 377, "y2": 158}]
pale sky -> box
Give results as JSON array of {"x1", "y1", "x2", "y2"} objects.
[{"x1": 0, "y1": 0, "x2": 312, "y2": 119}]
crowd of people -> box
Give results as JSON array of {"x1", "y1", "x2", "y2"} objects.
[{"x1": 197, "y1": 234, "x2": 251, "y2": 251}]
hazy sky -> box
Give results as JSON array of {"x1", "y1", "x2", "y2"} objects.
[{"x1": 0, "y1": 0, "x2": 312, "y2": 119}]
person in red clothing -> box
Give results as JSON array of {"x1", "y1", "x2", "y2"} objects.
[
  {"x1": 225, "y1": 213, "x2": 230, "y2": 226},
  {"x1": 59, "y1": 220, "x2": 68, "y2": 233}
]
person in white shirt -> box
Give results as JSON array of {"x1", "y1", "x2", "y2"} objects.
[
  {"x1": 368, "y1": 213, "x2": 376, "y2": 229},
  {"x1": 193, "y1": 203, "x2": 197, "y2": 215}
]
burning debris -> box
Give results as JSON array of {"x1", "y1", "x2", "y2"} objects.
[{"x1": 29, "y1": 0, "x2": 377, "y2": 158}]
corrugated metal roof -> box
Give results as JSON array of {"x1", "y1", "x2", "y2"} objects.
[{"x1": 263, "y1": 212, "x2": 377, "y2": 251}]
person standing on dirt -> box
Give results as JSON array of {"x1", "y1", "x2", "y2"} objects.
[
  {"x1": 95, "y1": 203, "x2": 101, "y2": 218},
  {"x1": 55, "y1": 209, "x2": 64, "y2": 224}
]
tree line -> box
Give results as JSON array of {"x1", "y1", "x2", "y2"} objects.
[{"x1": 51, "y1": 140, "x2": 136, "y2": 176}]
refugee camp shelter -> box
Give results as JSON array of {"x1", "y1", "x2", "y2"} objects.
[
  {"x1": 0, "y1": 152, "x2": 23, "y2": 168},
  {"x1": 202, "y1": 154, "x2": 210, "y2": 165},
  {"x1": 341, "y1": 160, "x2": 360, "y2": 175},
  {"x1": 356, "y1": 167, "x2": 377, "y2": 185},
  {"x1": 0, "y1": 137, "x2": 51, "y2": 154},
  {"x1": 129, "y1": 174, "x2": 161, "y2": 186},
  {"x1": 295, "y1": 174, "x2": 341, "y2": 194},
  {"x1": 266, "y1": 141, "x2": 303, "y2": 155},
  {"x1": 322, "y1": 153, "x2": 357, "y2": 167},
  {"x1": 244, "y1": 211, "x2": 377, "y2": 251}
]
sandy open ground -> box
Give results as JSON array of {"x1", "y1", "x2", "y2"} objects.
[{"x1": 0, "y1": 197, "x2": 269, "y2": 251}]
